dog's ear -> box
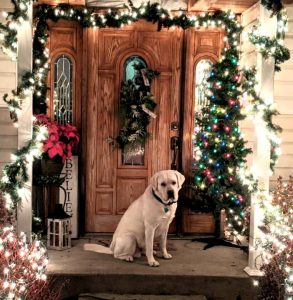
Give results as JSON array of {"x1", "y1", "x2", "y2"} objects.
[
  {"x1": 174, "y1": 171, "x2": 185, "y2": 189},
  {"x1": 150, "y1": 173, "x2": 160, "y2": 191}
]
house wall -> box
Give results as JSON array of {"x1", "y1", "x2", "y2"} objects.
[
  {"x1": 0, "y1": 0, "x2": 18, "y2": 178},
  {"x1": 273, "y1": 4, "x2": 293, "y2": 185}
]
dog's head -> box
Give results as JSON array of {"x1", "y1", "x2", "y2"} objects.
[{"x1": 150, "y1": 170, "x2": 185, "y2": 205}]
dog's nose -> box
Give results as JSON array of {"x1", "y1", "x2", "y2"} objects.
[{"x1": 167, "y1": 190, "x2": 174, "y2": 199}]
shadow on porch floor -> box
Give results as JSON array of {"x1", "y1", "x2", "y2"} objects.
[{"x1": 47, "y1": 237, "x2": 258, "y2": 300}]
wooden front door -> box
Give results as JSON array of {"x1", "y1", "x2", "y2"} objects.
[
  {"x1": 85, "y1": 21, "x2": 183, "y2": 232},
  {"x1": 84, "y1": 21, "x2": 223, "y2": 233}
]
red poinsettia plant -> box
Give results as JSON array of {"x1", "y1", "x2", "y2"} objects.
[{"x1": 34, "y1": 114, "x2": 80, "y2": 163}]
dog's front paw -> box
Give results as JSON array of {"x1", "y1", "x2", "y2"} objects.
[
  {"x1": 163, "y1": 252, "x2": 172, "y2": 259},
  {"x1": 125, "y1": 256, "x2": 134, "y2": 262},
  {"x1": 148, "y1": 259, "x2": 160, "y2": 267}
]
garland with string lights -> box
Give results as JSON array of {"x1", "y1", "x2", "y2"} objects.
[
  {"x1": 249, "y1": 8, "x2": 290, "y2": 72},
  {"x1": 261, "y1": 0, "x2": 284, "y2": 14},
  {"x1": 0, "y1": 0, "x2": 31, "y2": 61},
  {"x1": 0, "y1": 0, "x2": 288, "y2": 237},
  {"x1": 254, "y1": 176, "x2": 293, "y2": 299},
  {"x1": 242, "y1": 68, "x2": 282, "y2": 171}
]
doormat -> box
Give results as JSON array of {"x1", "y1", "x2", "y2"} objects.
[{"x1": 95, "y1": 239, "x2": 177, "y2": 251}]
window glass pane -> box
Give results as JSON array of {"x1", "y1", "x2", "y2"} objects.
[
  {"x1": 53, "y1": 55, "x2": 73, "y2": 125},
  {"x1": 195, "y1": 59, "x2": 213, "y2": 119},
  {"x1": 122, "y1": 56, "x2": 147, "y2": 166},
  {"x1": 124, "y1": 56, "x2": 147, "y2": 81},
  {"x1": 193, "y1": 59, "x2": 213, "y2": 162}
]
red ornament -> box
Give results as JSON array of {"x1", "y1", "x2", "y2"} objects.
[
  {"x1": 212, "y1": 124, "x2": 218, "y2": 130},
  {"x1": 224, "y1": 126, "x2": 230, "y2": 133},
  {"x1": 224, "y1": 153, "x2": 231, "y2": 159}
]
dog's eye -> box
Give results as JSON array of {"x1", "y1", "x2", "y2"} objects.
[
  {"x1": 171, "y1": 181, "x2": 176, "y2": 185},
  {"x1": 161, "y1": 182, "x2": 166, "y2": 187}
]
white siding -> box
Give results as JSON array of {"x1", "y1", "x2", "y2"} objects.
[
  {"x1": 0, "y1": 1, "x2": 18, "y2": 177},
  {"x1": 272, "y1": 3, "x2": 293, "y2": 185}
]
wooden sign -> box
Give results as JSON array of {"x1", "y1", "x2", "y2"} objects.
[{"x1": 59, "y1": 156, "x2": 78, "y2": 238}]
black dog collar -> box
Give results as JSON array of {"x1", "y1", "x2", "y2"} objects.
[{"x1": 152, "y1": 189, "x2": 177, "y2": 207}]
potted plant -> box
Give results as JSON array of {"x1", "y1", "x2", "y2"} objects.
[{"x1": 34, "y1": 114, "x2": 80, "y2": 176}]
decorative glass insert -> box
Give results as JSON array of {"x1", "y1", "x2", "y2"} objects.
[
  {"x1": 53, "y1": 55, "x2": 73, "y2": 125},
  {"x1": 122, "y1": 56, "x2": 147, "y2": 166},
  {"x1": 193, "y1": 59, "x2": 213, "y2": 163},
  {"x1": 124, "y1": 56, "x2": 147, "y2": 81},
  {"x1": 194, "y1": 59, "x2": 213, "y2": 120}
]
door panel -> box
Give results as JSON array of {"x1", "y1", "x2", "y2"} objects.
[
  {"x1": 181, "y1": 28, "x2": 223, "y2": 233},
  {"x1": 85, "y1": 21, "x2": 184, "y2": 232}
]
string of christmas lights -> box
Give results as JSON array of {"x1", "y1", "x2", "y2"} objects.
[
  {"x1": 242, "y1": 67, "x2": 283, "y2": 172},
  {"x1": 0, "y1": 226, "x2": 48, "y2": 299},
  {"x1": 254, "y1": 177, "x2": 293, "y2": 299},
  {"x1": 249, "y1": 8, "x2": 290, "y2": 72}
]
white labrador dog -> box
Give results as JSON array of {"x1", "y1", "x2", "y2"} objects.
[{"x1": 110, "y1": 170, "x2": 185, "y2": 267}]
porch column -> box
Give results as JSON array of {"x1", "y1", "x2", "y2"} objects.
[
  {"x1": 244, "y1": 5, "x2": 277, "y2": 275},
  {"x1": 16, "y1": 3, "x2": 33, "y2": 238}
]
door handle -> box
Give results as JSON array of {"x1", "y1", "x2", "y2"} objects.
[{"x1": 171, "y1": 136, "x2": 179, "y2": 170}]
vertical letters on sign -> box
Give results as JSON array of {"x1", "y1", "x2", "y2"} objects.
[{"x1": 59, "y1": 156, "x2": 78, "y2": 238}]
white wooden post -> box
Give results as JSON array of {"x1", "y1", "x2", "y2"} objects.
[
  {"x1": 244, "y1": 5, "x2": 277, "y2": 275},
  {"x1": 16, "y1": 3, "x2": 33, "y2": 238}
]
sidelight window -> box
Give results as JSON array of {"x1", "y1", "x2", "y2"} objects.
[
  {"x1": 194, "y1": 59, "x2": 213, "y2": 120},
  {"x1": 53, "y1": 54, "x2": 73, "y2": 125}
]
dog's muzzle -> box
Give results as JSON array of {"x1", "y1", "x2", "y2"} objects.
[
  {"x1": 152, "y1": 189, "x2": 177, "y2": 206},
  {"x1": 167, "y1": 190, "x2": 174, "y2": 199}
]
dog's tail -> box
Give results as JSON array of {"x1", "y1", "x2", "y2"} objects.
[{"x1": 84, "y1": 243, "x2": 113, "y2": 255}]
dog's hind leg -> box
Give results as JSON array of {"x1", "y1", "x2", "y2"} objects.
[{"x1": 113, "y1": 235, "x2": 136, "y2": 262}]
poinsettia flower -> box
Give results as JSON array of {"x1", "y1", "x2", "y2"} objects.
[
  {"x1": 47, "y1": 142, "x2": 64, "y2": 159},
  {"x1": 34, "y1": 114, "x2": 80, "y2": 162}
]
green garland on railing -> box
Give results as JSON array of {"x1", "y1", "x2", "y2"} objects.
[
  {"x1": 261, "y1": 0, "x2": 283, "y2": 15},
  {"x1": 249, "y1": 8, "x2": 290, "y2": 72},
  {"x1": 242, "y1": 68, "x2": 283, "y2": 171},
  {"x1": 0, "y1": 124, "x2": 46, "y2": 209},
  {"x1": 0, "y1": 0, "x2": 31, "y2": 60}
]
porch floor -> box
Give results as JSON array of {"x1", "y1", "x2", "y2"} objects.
[{"x1": 47, "y1": 237, "x2": 258, "y2": 300}]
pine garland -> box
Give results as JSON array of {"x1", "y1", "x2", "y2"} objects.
[
  {"x1": 242, "y1": 68, "x2": 283, "y2": 171},
  {"x1": 249, "y1": 8, "x2": 290, "y2": 72},
  {"x1": 261, "y1": 0, "x2": 283, "y2": 15}
]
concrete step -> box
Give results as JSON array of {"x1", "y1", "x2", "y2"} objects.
[
  {"x1": 78, "y1": 294, "x2": 207, "y2": 300},
  {"x1": 48, "y1": 240, "x2": 258, "y2": 300}
]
